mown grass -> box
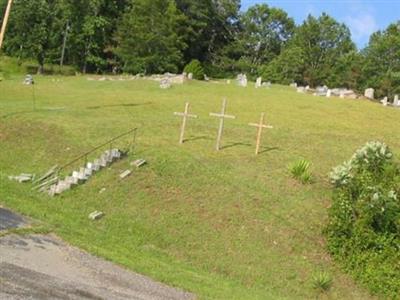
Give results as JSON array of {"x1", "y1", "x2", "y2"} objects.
[{"x1": 1, "y1": 73, "x2": 399, "y2": 299}]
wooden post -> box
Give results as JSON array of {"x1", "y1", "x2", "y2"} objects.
[
  {"x1": 174, "y1": 102, "x2": 197, "y2": 144},
  {"x1": 0, "y1": 0, "x2": 13, "y2": 50},
  {"x1": 248, "y1": 112, "x2": 273, "y2": 155},
  {"x1": 209, "y1": 98, "x2": 236, "y2": 151}
]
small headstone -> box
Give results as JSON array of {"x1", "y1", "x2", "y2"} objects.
[
  {"x1": 8, "y1": 173, "x2": 34, "y2": 183},
  {"x1": 99, "y1": 187, "x2": 106, "y2": 194},
  {"x1": 188, "y1": 73, "x2": 193, "y2": 80},
  {"x1": 236, "y1": 74, "x2": 247, "y2": 87},
  {"x1": 255, "y1": 77, "x2": 262, "y2": 88},
  {"x1": 305, "y1": 85, "x2": 310, "y2": 91},
  {"x1": 315, "y1": 86, "x2": 328, "y2": 96},
  {"x1": 364, "y1": 88, "x2": 374, "y2": 99},
  {"x1": 340, "y1": 90, "x2": 345, "y2": 99},
  {"x1": 326, "y1": 89, "x2": 332, "y2": 98},
  {"x1": 226, "y1": 80, "x2": 231, "y2": 84},
  {"x1": 204, "y1": 74, "x2": 209, "y2": 81},
  {"x1": 290, "y1": 82, "x2": 297, "y2": 88},
  {"x1": 160, "y1": 78, "x2": 171, "y2": 89},
  {"x1": 120, "y1": 170, "x2": 132, "y2": 179},
  {"x1": 23, "y1": 74, "x2": 34, "y2": 85},
  {"x1": 381, "y1": 97, "x2": 388, "y2": 106},
  {"x1": 89, "y1": 211, "x2": 104, "y2": 220},
  {"x1": 131, "y1": 159, "x2": 147, "y2": 168},
  {"x1": 297, "y1": 86, "x2": 305, "y2": 93},
  {"x1": 262, "y1": 81, "x2": 271, "y2": 88},
  {"x1": 393, "y1": 95, "x2": 399, "y2": 106}
]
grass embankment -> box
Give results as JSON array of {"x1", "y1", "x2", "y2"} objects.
[{"x1": 1, "y1": 74, "x2": 398, "y2": 299}]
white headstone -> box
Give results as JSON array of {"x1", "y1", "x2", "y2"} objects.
[
  {"x1": 290, "y1": 82, "x2": 297, "y2": 88},
  {"x1": 393, "y1": 95, "x2": 399, "y2": 106},
  {"x1": 364, "y1": 88, "x2": 374, "y2": 99},
  {"x1": 297, "y1": 87, "x2": 305, "y2": 93},
  {"x1": 188, "y1": 73, "x2": 193, "y2": 80},
  {"x1": 326, "y1": 89, "x2": 332, "y2": 98},
  {"x1": 381, "y1": 97, "x2": 388, "y2": 106},
  {"x1": 160, "y1": 78, "x2": 171, "y2": 89},
  {"x1": 255, "y1": 77, "x2": 262, "y2": 88},
  {"x1": 237, "y1": 74, "x2": 247, "y2": 87}
]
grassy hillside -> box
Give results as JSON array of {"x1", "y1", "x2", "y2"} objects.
[{"x1": 1, "y1": 75, "x2": 399, "y2": 299}]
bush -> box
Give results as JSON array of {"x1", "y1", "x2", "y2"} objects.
[
  {"x1": 289, "y1": 159, "x2": 313, "y2": 184},
  {"x1": 183, "y1": 59, "x2": 204, "y2": 80},
  {"x1": 326, "y1": 141, "x2": 400, "y2": 298}
]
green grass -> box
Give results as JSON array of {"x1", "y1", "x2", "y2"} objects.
[{"x1": 1, "y1": 73, "x2": 399, "y2": 299}]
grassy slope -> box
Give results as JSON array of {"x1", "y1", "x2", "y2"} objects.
[{"x1": 1, "y1": 75, "x2": 398, "y2": 299}]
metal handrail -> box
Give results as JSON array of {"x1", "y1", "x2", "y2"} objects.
[{"x1": 58, "y1": 127, "x2": 138, "y2": 172}]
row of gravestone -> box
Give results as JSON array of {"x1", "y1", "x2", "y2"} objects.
[
  {"x1": 380, "y1": 95, "x2": 400, "y2": 107},
  {"x1": 236, "y1": 74, "x2": 271, "y2": 88},
  {"x1": 296, "y1": 85, "x2": 358, "y2": 99},
  {"x1": 46, "y1": 149, "x2": 122, "y2": 196}
]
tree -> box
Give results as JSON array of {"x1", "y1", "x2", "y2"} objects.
[
  {"x1": 359, "y1": 22, "x2": 400, "y2": 98},
  {"x1": 115, "y1": 0, "x2": 186, "y2": 74},
  {"x1": 288, "y1": 13, "x2": 355, "y2": 87},
  {"x1": 175, "y1": 0, "x2": 240, "y2": 65},
  {"x1": 211, "y1": 3, "x2": 294, "y2": 77},
  {"x1": 3, "y1": 0, "x2": 56, "y2": 73}
]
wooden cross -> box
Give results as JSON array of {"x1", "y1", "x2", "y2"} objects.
[
  {"x1": 248, "y1": 112, "x2": 273, "y2": 155},
  {"x1": 209, "y1": 98, "x2": 236, "y2": 151},
  {"x1": 174, "y1": 102, "x2": 198, "y2": 144}
]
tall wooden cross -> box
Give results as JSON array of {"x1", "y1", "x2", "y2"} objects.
[
  {"x1": 248, "y1": 112, "x2": 273, "y2": 155},
  {"x1": 0, "y1": 0, "x2": 13, "y2": 49},
  {"x1": 209, "y1": 98, "x2": 236, "y2": 151},
  {"x1": 174, "y1": 102, "x2": 198, "y2": 144}
]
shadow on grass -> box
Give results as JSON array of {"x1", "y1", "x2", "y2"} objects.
[
  {"x1": 86, "y1": 102, "x2": 152, "y2": 110},
  {"x1": 221, "y1": 142, "x2": 252, "y2": 150},
  {"x1": 184, "y1": 135, "x2": 212, "y2": 143},
  {"x1": 258, "y1": 146, "x2": 280, "y2": 154}
]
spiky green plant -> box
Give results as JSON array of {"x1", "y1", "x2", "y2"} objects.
[
  {"x1": 289, "y1": 159, "x2": 313, "y2": 184},
  {"x1": 312, "y1": 271, "x2": 332, "y2": 292}
]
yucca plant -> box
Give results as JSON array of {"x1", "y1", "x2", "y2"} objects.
[
  {"x1": 312, "y1": 271, "x2": 332, "y2": 292},
  {"x1": 289, "y1": 159, "x2": 313, "y2": 184}
]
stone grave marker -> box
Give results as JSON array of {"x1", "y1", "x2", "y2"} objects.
[
  {"x1": 237, "y1": 74, "x2": 247, "y2": 87},
  {"x1": 364, "y1": 88, "x2": 374, "y2": 99},
  {"x1": 210, "y1": 98, "x2": 236, "y2": 151},
  {"x1": 120, "y1": 170, "x2": 132, "y2": 179},
  {"x1": 255, "y1": 77, "x2": 262, "y2": 88},
  {"x1": 381, "y1": 97, "x2": 388, "y2": 106}
]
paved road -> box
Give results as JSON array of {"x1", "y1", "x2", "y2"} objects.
[
  {"x1": 0, "y1": 234, "x2": 195, "y2": 300},
  {"x1": 0, "y1": 207, "x2": 27, "y2": 231}
]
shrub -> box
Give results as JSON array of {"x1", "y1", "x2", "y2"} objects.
[
  {"x1": 289, "y1": 159, "x2": 313, "y2": 184},
  {"x1": 312, "y1": 272, "x2": 332, "y2": 292},
  {"x1": 326, "y1": 141, "x2": 400, "y2": 298},
  {"x1": 183, "y1": 59, "x2": 204, "y2": 80}
]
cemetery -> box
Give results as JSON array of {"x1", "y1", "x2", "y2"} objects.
[
  {"x1": 1, "y1": 72, "x2": 399, "y2": 299},
  {"x1": 0, "y1": 1, "x2": 399, "y2": 299}
]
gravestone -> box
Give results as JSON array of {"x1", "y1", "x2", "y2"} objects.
[
  {"x1": 381, "y1": 97, "x2": 388, "y2": 106},
  {"x1": 364, "y1": 88, "x2": 374, "y2": 99},
  {"x1": 326, "y1": 89, "x2": 332, "y2": 98},
  {"x1": 131, "y1": 159, "x2": 147, "y2": 168},
  {"x1": 237, "y1": 74, "x2": 247, "y2": 87},
  {"x1": 160, "y1": 78, "x2": 171, "y2": 89},
  {"x1": 262, "y1": 81, "x2": 271, "y2": 88},
  {"x1": 89, "y1": 211, "x2": 104, "y2": 220},
  {"x1": 290, "y1": 82, "x2": 297, "y2": 88},
  {"x1": 188, "y1": 73, "x2": 193, "y2": 80},
  {"x1": 204, "y1": 74, "x2": 209, "y2": 81},
  {"x1": 23, "y1": 74, "x2": 34, "y2": 85},
  {"x1": 255, "y1": 77, "x2": 262, "y2": 88},
  {"x1": 393, "y1": 95, "x2": 399, "y2": 106},
  {"x1": 297, "y1": 86, "x2": 305, "y2": 93},
  {"x1": 315, "y1": 86, "x2": 328, "y2": 96},
  {"x1": 120, "y1": 170, "x2": 131, "y2": 179}
]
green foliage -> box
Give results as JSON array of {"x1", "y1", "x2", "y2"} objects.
[
  {"x1": 115, "y1": 0, "x2": 186, "y2": 74},
  {"x1": 183, "y1": 59, "x2": 204, "y2": 80},
  {"x1": 359, "y1": 21, "x2": 400, "y2": 98},
  {"x1": 312, "y1": 272, "x2": 333, "y2": 292},
  {"x1": 289, "y1": 159, "x2": 313, "y2": 184},
  {"x1": 327, "y1": 141, "x2": 400, "y2": 298}
]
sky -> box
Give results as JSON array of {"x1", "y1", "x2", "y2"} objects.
[{"x1": 241, "y1": 0, "x2": 400, "y2": 49}]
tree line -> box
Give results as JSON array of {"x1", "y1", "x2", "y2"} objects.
[{"x1": 1, "y1": 0, "x2": 399, "y2": 97}]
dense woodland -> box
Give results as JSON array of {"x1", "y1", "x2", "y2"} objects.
[{"x1": 0, "y1": 0, "x2": 399, "y2": 97}]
